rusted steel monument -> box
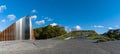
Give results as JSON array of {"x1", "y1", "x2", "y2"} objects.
[{"x1": 0, "y1": 15, "x2": 35, "y2": 41}]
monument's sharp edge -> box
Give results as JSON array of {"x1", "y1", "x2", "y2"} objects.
[{"x1": 0, "y1": 15, "x2": 35, "y2": 41}]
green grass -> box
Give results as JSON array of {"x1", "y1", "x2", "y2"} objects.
[
  {"x1": 55, "y1": 34, "x2": 69, "y2": 40},
  {"x1": 87, "y1": 35, "x2": 102, "y2": 40},
  {"x1": 56, "y1": 34, "x2": 102, "y2": 40},
  {"x1": 55, "y1": 34, "x2": 77, "y2": 40}
]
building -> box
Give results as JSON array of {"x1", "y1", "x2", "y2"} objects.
[{"x1": 0, "y1": 15, "x2": 35, "y2": 41}]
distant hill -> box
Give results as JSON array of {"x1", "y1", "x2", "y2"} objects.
[
  {"x1": 103, "y1": 29, "x2": 120, "y2": 40},
  {"x1": 69, "y1": 30, "x2": 99, "y2": 37},
  {"x1": 56, "y1": 30, "x2": 100, "y2": 40},
  {"x1": 107, "y1": 29, "x2": 120, "y2": 34}
]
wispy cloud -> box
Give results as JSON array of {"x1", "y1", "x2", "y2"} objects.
[
  {"x1": 93, "y1": 25, "x2": 104, "y2": 28},
  {"x1": 65, "y1": 26, "x2": 72, "y2": 32},
  {"x1": 42, "y1": 16, "x2": 53, "y2": 21},
  {"x1": 35, "y1": 20, "x2": 45, "y2": 25},
  {"x1": 7, "y1": 14, "x2": 16, "y2": 20},
  {"x1": 108, "y1": 27, "x2": 113, "y2": 30},
  {"x1": 115, "y1": 25, "x2": 119, "y2": 28},
  {"x1": 31, "y1": 9, "x2": 37, "y2": 13},
  {"x1": 1, "y1": 19, "x2": 6, "y2": 22},
  {"x1": 47, "y1": 18, "x2": 53, "y2": 21},
  {"x1": 30, "y1": 15, "x2": 37, "y2": 20},
  {"x1": 0, "y1": 5, "x2": 6, "y2": 13}
]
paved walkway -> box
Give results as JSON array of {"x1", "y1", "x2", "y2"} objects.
[{"x1": 0, "y1": 39, "x2": 120, "y2": 54}]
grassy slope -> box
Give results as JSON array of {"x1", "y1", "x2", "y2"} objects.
[{"x1": 55, "y1": 30, "x2": 101, "y2": 40}]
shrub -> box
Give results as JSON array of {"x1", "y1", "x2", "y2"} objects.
[
  {"x1": 110, "y1": 38, "x2": 115, "y2": 41},
  {"x1": 87, "y1": 35, "x2": 101, "y2": 40},
  {"x1": 96, "y1": 39, "x2": 107, "y2": 43},
  {"x1": 99, "y1": 39, "x2": 107, "y2": 42},
  {"x1": 34, "y1": 25, "x2": 67, "y2": 39}
]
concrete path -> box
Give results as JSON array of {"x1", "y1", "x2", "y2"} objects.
[{"x1": 0, "y1": 39, "x2": 120, "y2": 54}]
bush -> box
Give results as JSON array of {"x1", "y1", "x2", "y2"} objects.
[
  {"x1": 102, "y1": 37, "x2": 110, "y2": 41},
  {"x1": 34, "y1": 25, "x2": 67, "y2": 39},
  {"x1": 55, "y1": 33, "x2": 76, "y2": 40},
  {"x1": 116, "y1": 38, "x2": 120, "y2": 40},
  {"x1": 97, "y1": 39, "x2": 107, "y2": 42},
  {"x1": 87, "y1": 35, "x2": 101, "y2": 40},
  {"x1": 96, "y1": 37, "x2": 116, "y2": 43},
  {"x1": 110, "y1": 38, "x2": 115, "y2": 41}
]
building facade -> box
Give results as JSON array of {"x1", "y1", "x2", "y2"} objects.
[{"x1": 0, "y1": 15, "x2": 34, "y2": 41}]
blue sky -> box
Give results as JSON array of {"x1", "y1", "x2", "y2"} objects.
[{"x1": 0, "y1": 0, "x2": 120, "y2": 34}]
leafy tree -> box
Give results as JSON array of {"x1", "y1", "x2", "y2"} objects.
[{"x1": 34, "y1": 25, "x2": 67, "y2": 39}]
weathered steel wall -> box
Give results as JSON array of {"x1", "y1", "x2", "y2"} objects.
[
  {"x1": 0, "y1": 23, "x2": 16, "y2": 41},
  {"x1": 0, "y1": 15, "x2": 35, "y2": 41}
]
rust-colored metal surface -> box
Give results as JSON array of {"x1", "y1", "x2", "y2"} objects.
[
  {"x1": 0, "y1": 16, "x2": 35, "y2": 41},
  {"x1": 0, "y1": 24, "x2": 35, "y2": 41},
  {"x1": 32, "y1": 30, "x2": 35, "y2": 40},
  {"x1": 0, "y1": 23, "x2": 16, "y2": 41}
]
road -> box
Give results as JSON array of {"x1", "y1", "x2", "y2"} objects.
[{"x1": 0, "y1": 39, "x2": 120, "y2": 54}]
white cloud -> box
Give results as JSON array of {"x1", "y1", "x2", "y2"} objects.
[
  {"x1": 75, "y1": 25, "x2": 81, "y2": 30},
  {"x1": 68, "y1": 29, "x2": 72, "y2": 32},
  {"x1": 65, "y1": 26, "x2": 72, "y2": 32},
  {"x1": 50, "y1": 23, "x2": 57, "y2": 26},
  {"x1": 47, "y1": 18, "x2": 53, "y2": 21},
  {"x1": 0, "y1": 5, "x2": 6, "y2": 13},
  {"x1": 44, "y1": 16, "x2": 53, "y2": 21},
  {"x1": 30, "y1": 15, "x2": 37, "y2": 20},
  {"x1": 1, "y1": 19, "x2": 6, "y2": 22},
  {"x1": 35, "y1": 20, "x2": 45, "y2": 25},
  {"x1": 7, "y1": 14, "x2": 16, "y2": 20},
  {"x1": 65, "y1": 26, "x2": 69, "y2": 31},
  {"x1": 115, "y1": 25, "x2": 119, "y2": 28},
  {"x1": 44, "y1": 17, "x2": 49, "y2": 19},
  {"x1": 32, "y1": 9, "x2": 37, "y2": 13},
  {"x1": 108, "y1": 27, "x2": 113, "y2": 30},
  {"x1": 93, "y1": 25, "x2": 104, "y2": 28}
]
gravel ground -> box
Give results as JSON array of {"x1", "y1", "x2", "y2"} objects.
[{"x1": 0, "y1": 39, "x2": 120, "y2": 54}]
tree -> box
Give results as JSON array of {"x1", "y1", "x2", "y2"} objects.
[
  {"x1": 34, "y1": 28, "x2": 43, "y2": 39},
  {"x1": 34, "y1": 25, "x2": 67, "y2": 39}
]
